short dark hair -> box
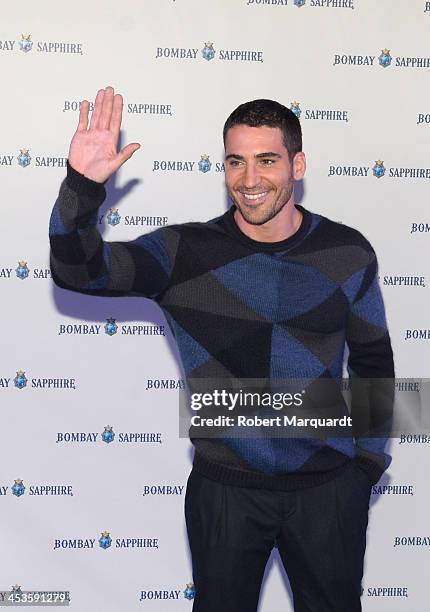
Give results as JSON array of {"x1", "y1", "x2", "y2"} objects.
[{"x1": 223, "y1": 99, "x2": 302, "y2": 160}]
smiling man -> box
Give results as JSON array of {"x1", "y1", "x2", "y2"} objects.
[
  {"x1": 49, "y1": 89, "x2": 394, "y2": 612},
  {"x1": 224, "y1": 109, "x2": 305, "y2": 243}
]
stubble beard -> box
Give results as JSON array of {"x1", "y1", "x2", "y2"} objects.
[{"x1": 229, "y1": 178, "x2": 294, "y2": 226}]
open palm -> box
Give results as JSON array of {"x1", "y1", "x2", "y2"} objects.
[{"x1": 68, "y1": 86, "x2": 140, "y2": 183}]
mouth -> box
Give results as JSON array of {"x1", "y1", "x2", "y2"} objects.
[{"x1": 239, "y1": 191, "x2": 270, "y2": 205}]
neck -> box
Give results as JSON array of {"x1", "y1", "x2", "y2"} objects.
[{"x1": 233, "y1": 200, "x2": 303, "y2": 243}]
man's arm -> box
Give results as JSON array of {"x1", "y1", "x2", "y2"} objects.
[
  {"x1": 49, "y1": 165, "x2": 174, "y2": 298},
  {"x1": 49, "y1": 86, "x2": 175, "y2": 299},
  {"x1": 346, "y1": 244, "x2": 395, "y2": 485}
]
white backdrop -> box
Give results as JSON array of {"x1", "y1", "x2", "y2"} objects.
[{"x1": 1, "y1": 1, "x2": 429, "y2": 609}]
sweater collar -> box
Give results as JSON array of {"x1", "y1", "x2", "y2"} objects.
[{"x1": 219, "y1": 203, "x2": 312, "y2": 252}]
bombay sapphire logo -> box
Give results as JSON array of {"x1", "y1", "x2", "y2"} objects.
[
  {"x1": 198, "y1": 154, "x2": 212, "y2": 173},
  {"x1": 104, "y1": 317, "x2": 118, "y2": 336},
  {"x1": 17, "y1": 148, "x2": 31, "y2": 168},
  {"x1": 10, "y1": 585, "x2": 22, "y2": 599},
  {"x1": 294, "y1": 0, "x2": 306, "y2": 6},
  {"x1": 99, "y1": 531, "x2": 112, "y2": 549},
  {"x1": 101, "y1": 425, "x2": 115, "y2": 444},
  {"x1": 373, "y1": 160, "x2": 386, "y2": 178},
  {"x1": 107, "y1": 208, "x2": 121, "y2": 226},
  {"x1": 290, "y1": 101, "x2": 301, "y2": 119},
  {"x1": 12, "y1": 479, "x2": 25, "y2": 497},
  {"x1": 183, "y1": 583, "x2": 195, "y2": 600},
  {"x1": 201, "y1": 42, "x2": 215, "y2": 61},
  {"x1": 19, "y1": 34, "x2": 33, "y2": 53},
  {"x1": 14, "y1": 371, "x2": 27, "y2": 389},
  {"x1": 379, "y1": 48, "x2": 392, "y2": 68},
  {"x1": 15, "y1": 261, "x2": 29, "y2": 280}
]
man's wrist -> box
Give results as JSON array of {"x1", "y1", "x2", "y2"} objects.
[
  {"x1": 66, "y1": 161, "x2": 106, "y2": 199},
  {"x1": 354, "y1": 454, "x2": 383, "y2": 486}
]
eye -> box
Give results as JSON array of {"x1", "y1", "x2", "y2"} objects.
[
  {"x1": 260, "y1": 159, "x2": 275, "y2": 166},
  {"x1": 228, "y1": 159, "x2": 243, "y2": 167}
]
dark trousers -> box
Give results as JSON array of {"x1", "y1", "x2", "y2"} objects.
[{"x1": 185, "y1": 460, "x2": 372, "y2": 612}]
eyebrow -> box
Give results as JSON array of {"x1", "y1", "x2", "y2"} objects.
[{"x1": 225, "y1": 152, "x2": 282, "y2": 161}]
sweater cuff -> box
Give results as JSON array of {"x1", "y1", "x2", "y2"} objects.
[
  {"x1": 66, "y1": 161, "x2": 106, "y2": 199},
  {"x1": 354, "y1": 454, "x2": 384, "y2": 485}
]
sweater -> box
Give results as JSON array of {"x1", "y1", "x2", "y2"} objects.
[{"x1": 49, "y1": 163, "x2": 395, "y2": 490}]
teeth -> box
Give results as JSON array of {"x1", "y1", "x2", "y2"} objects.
[{"x1": 243, "y1": 192, "x2": 268, "y2": 200}]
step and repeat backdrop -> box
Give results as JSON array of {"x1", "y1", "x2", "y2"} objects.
[{"x1": 0, "y1": 1, "x2": 429, "y2": 610}]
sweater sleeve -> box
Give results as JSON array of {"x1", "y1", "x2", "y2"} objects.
[
  {"x1": 49, "y1": 163, "x2": 176, "y2": 299},
  {"x1": 345, "y1": 245, "x2": 395, "y2": 485}
]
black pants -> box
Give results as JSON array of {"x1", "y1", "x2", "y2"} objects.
[{"x1": 185, "y1": 460, "x2": 371, "y2": 612}]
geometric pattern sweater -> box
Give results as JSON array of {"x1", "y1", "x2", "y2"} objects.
[{"x1": 49, "y1": 163, "x2": 395, "y2": 490}]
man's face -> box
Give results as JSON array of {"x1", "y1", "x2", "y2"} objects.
[{"x1": 224, "y1": 124, "x2": 302, "y2": 226}]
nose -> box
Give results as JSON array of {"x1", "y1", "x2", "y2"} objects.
[{"x1": 242, "y1": 162, "x2": 260, "y2": 189}]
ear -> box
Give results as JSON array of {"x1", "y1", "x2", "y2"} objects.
[{"x1": 292, "y1": 152, "x2": 306, "y2": 180}]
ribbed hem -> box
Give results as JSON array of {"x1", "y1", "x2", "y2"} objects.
[
  {"x1": 66, "y1": 161, "x2": 106, "y2": 199},
  {"x1": 192, "y1": 452, "x2": 351, "y2": 492},
  {"x1": 354, "y1": 455, "x2": 384, "y2": 485}
]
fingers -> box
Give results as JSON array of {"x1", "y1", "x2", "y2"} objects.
[
  {"x1": 109, "y1": 94, "x2": 123, "y2": 140},
  {"x1": 114, "y1": 142, "x2": 141, "y2": 170},
  {"x1": 99, "y1": 86, "x2": 114, "y2": 130},
  {"x1": 77, "y1": 100, "x2": 89, "y2": 131},
  {"x1": 89, "y1": 89, "x2": 105, "y2": 129}
]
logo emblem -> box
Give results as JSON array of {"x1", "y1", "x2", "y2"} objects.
[
  {"x1": 290, "y1": 101, "x2": 301, "y2": 119},
  {"x1": 104, "y1": 317, "x2": 118, "y2": 336},
  {"x1": 201, "y1": 42, "x2": 215, "y2": 61},
  {"x1": 101, "y1": 425, "x2": 115, "y2": 444},
  {"x1": 12, "y1": 479, "x2": 25, "y2": 497},
  {"x1": 16, "y1": 261, "x2": 29, "y2": 280},
  {"x1": 379, "y1": 48, "x2": 392, "y2": 68},
  {"x1": 19, "y1": 34, "x2": 33, "y2": 53},
  {"x1": 10, "y1": 586, "x2": 22, "y2": 602},
  {"x1": 14, "y1": 371, "x2": 28, "y2": 390},
  {"x1": 183, "y1": 583, "x2": 196, "y2": 600},
  {"x1": 99, "y1": 531, "x2": 112, "y2": 549},
  {"x1": 17, "y1": 148, "x2": 31, "y2": 168},
  {"x1": 107, "y1": 208, "x2": 121, "y2": 226},
  {"x1": 198, "y1": 154, "x2": 212, "y2": 173},
  {"x1": 372, "y1": 160, "x2": 386, "y2": 178},
  {"x1": 294, "y1": 0, "x2": 306, "y2": 6}
]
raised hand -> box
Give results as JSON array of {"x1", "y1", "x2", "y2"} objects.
[{"x1": 68, "y1": 86, "x2": 140, "y2": 183}]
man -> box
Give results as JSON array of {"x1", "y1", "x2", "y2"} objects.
[{"x1": 50, "y1": 87, "x2": 394, "y2": 611}]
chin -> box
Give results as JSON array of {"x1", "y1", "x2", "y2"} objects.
[{"x1": 237, "y1": 206, "x2": 276, "y2": 226}]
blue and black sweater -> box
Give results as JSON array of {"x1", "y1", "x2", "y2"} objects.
[{"x1": 49, "y1": 163, "x2": 395, "y2": 490}]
